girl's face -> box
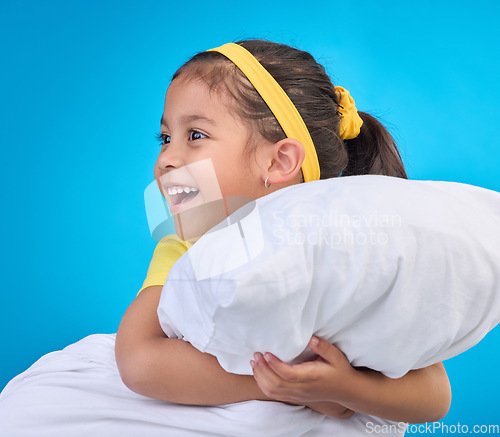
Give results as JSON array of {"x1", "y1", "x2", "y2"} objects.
[{"x1": 155, "y1": 77, "x2": 271, "y2": 240}]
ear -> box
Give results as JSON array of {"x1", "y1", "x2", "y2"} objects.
[{"x1": 265, "y1": 138, "x2": 305, "y2": 185}]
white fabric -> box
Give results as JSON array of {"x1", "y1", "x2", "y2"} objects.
[
  {"x1": 158, "y1": 175, "x2": 500, "y2": 377},
  {"x1": 0, "y1": 334, "x2": 404, "y2": 437}
]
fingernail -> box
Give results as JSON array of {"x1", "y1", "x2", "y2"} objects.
[
  {"x1": 264, "y1": 353, "x2": 274, "y2": 363},
  {"x1": 310, "y1": 336, "x2": 319, "y2": 346},
  {"x1": 250, "y1": 360, "x2": 255, "y2": 368}
]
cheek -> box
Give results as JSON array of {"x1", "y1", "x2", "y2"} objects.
[{"x1": 223, "y1": 173, "x2": 259, "y2": 198}]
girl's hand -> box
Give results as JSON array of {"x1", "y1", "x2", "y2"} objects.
[{"x1": 250, "y1": 336, "x2": 357, "y2": 405}]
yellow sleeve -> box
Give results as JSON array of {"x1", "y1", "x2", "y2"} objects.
[{"x1": 137, "y1": 234, "x2": 191, "y2": 296}]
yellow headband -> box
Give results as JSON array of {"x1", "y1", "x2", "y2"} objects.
[
  {"x1": 207, "y1": 43, "x2": 363, "y2": 182},
  {"x1": 208, "y1": 43, "x2": 320, "y2": 182}
]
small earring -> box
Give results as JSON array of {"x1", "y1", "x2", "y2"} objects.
[{"x1": 264, "y1": 176, "x2": 271, "y2": 188}]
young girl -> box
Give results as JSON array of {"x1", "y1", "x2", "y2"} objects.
[
  {"x1": 0, "y1": 39, "x2": 451, "y2": 437},
  {"x1": 115, "y1": 39, "x2": 451, "y2": 424}
]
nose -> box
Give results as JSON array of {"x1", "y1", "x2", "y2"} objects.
[{"x1": 155, "y1": 142, "x2": 183, "y2": 174}]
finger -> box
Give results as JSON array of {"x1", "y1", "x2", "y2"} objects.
[
  {"x1": 262, "y1": 353, "x2": 313, "y2": 383},
  {"x1": 251, "y1": 353, "x2": 297, "y2": 400},
  {"x1": 251, "y1": 353, "x2": 283, "y2": 398},
  {"x1": 308, "y1": 336, "x2": 348, "y2": 365},
  {"x1": 252, "y1": 353, "x2": 286, "y2": 387}
]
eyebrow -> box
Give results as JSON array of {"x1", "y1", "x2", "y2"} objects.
[{"x1": 160, "y1": 114, "x2": 218, "y2": 127}]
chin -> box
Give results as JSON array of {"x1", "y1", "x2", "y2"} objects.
[{"x1": 173, "y1": 198, "x2": 229, "y2": 241}]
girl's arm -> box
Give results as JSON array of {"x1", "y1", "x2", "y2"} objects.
[
  {"x1": 115, "y1": 285, "x2": 267, "y2": 404},
  {"x1": 116, "y1": 286, "x2": 450, "y2": 422},
  {"x1": 116, "y1": 285, "x2": 352, "y2": 418},
  {"x1": 252, "y1": 336, "x2": 452, "y2": 424}
]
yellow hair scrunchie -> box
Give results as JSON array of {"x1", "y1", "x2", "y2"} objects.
[{"x1": 335, "y1": 86, "x2": 363, "y2": 140}]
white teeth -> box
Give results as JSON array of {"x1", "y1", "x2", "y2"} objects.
[{"x1": 167, "y1": 186, "x2": 199, "y2": 196}]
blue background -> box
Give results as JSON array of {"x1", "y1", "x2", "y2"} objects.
[{"x1": 1, "y1": 0, "x2": 499, "y2": 434}]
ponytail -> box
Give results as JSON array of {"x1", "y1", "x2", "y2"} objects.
[{"x1": 341, "y1": 112, "x2": 407, "y2": 179}]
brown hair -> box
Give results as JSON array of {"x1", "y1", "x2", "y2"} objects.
[{"x1": 172, "y1": 39, "x2": 407, "y2": 180}]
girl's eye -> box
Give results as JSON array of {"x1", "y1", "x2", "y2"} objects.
[
  {"x1": 155, "y1": 131, "x2": 170, "y2": 146},
  {"x1": 154, "y1": 130, "x2": 205, "y2": 146},
  {"x1": 189, "y1": 130, "x2": 207, "y2": 141}
]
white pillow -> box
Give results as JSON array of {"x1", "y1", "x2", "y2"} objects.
[{"x1": 157, "y1": 175, "x2": 500, "y2": 378}]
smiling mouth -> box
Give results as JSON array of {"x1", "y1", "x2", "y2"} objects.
[{"x1": 167, "y1": 185, "x2": 200, "y2": 206}]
